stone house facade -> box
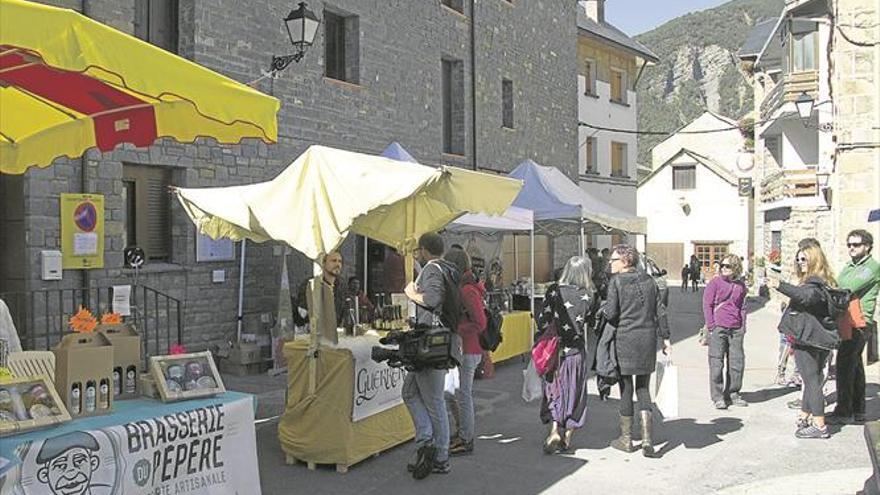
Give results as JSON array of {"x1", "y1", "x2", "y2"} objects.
[{"x1": 0, "y1": 0, "x2": 578, "y2": 351}]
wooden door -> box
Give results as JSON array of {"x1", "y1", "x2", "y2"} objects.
[
  {"x1": 694, "y1": 243, "x2": 730, "y2": 279},
  {"x1": 646, "y1": 243, "x2": 683, "y2": 277}
]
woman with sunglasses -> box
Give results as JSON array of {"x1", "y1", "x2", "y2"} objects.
[
  {"x1": 703, "y1": 255, "x2": 748, "y2": 409},
  {"x1": 767, "y1": 242, "x2": 837, "y2": 439},
  {"x1": 604, "y1": 245, "x2": 670, "y2": 457}
]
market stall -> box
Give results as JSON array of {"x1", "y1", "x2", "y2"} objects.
[{"x1": 174, "y1": 145, "x2": 522, "y2": 470}]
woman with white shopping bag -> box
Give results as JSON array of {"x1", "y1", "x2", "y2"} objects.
[
  {"x1": 443, "y1": 248, "x2": 486, "y2": 456},
  {"x1": 604, "y1": 245, "x2": 670, "y2": 457},
  {"x1": 702, "y1": 255, "x2": 749, "y2": 410}
]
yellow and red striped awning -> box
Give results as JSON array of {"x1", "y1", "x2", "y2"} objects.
[{"x1": 0, "y1": 0, "x2": 280, "y2": 174}]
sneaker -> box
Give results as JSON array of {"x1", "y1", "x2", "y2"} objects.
[
  {"x1": 432, "y1": 459, "x2": 451, "y2": 474},
  {"x1": 449, "y1": 439, "x2": 474, "y2": 457},
  {"x1": 714, "y1": 400, "x2": 728, "y2": 410},
  {"x1": 795, "y1": 424, "x2": 830, "y2": 439},
  {"x1": 786, "y1": 398, "x2": 802, "y2": 410},
  {"x1": 775, "y1": 373, "x2": 788, "y2": 386},
  {"x1": 411, "y1": 445, "x2": 436, "y2": 480},
  {"x1": 728, "y1": 393, "x2": 748, "y2": 407},
  {"x1": 449, "y1": 435, "x2": 465, "y2": 450}
]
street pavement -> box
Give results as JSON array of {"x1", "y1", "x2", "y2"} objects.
[{"x1": 226, "y1": 287, "x2": 878, "y2": 495}]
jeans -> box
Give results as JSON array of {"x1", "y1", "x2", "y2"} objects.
[
  {"x1": 447, "y1": 354, "x2": 482, "y2": 442},
  {"x1": 794, "y1": 346, "x2": 830, "y2": 417},
  {"x1": 403, "y1": 367, "x2": 449, "y2": 461},
  {"x1": 708, "y1": 326, "x2": 745, "y2": 402},
  {"x1": 835, "y1": 326, "x2": 868, "y2": 416}
]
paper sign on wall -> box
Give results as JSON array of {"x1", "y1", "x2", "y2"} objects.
[{"x1": 61, "y1": 193, "x2": 105, "y2": 269}]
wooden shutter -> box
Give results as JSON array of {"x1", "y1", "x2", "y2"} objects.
[{"x1": 123, "y1": 164, "x2": 171, "y2": 261}]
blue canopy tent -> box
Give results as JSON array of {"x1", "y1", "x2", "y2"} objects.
[{"x1": 870, "y1": 209, "x2": 880, "y2": 222}]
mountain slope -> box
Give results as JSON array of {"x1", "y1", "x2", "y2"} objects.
[{"x1": 634, "y1": 0, "x2": 784, "y2": 163}]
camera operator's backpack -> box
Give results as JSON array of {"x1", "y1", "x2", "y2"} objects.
[
  {"x1": 822, "y1": 284, "x2": 851, "y2": 319},
  {"x1": 479, "y1": 302, "x2": 504, "y2": 351}
]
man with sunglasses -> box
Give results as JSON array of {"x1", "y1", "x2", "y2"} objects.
[{"x1": 830, "y1": 230, "x2": 880, "y2": 424}]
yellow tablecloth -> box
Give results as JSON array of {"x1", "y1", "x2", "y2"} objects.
[
  {"x1": 491, "y1": 311, "x2": 533, "y2": 363},
  {"x1": 278, "y1": 340, "x2": 414, "y2": 467}
]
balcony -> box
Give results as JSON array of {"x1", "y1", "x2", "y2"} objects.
[
  {"x1": 760, "y1": 168, "x2": 820, "y2": 205},
  {"x1": 760, "y1": 71, "x2": 820, "y2": 121}
]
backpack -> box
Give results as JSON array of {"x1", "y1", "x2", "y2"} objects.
[
  {"x1": 479, "y1": 301, "x2": 504, "y2": 351},
  {"x1": 428, "y1": 260, "x2": 463, "y2": 331},
  {"x1": 822, "y1": 284, "x2": 851, "y2": 319}
]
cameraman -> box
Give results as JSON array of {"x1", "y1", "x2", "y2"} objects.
[{"x1": 402, "y1": 232, "x2": 456, "y2": 477}]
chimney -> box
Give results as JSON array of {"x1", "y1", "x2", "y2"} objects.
[{"x1": 583, "y1": 0, "x2": 605, "y2": 24}]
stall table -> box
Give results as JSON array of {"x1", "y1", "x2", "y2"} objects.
[
  {"x1": 278, "y1": 336, "x2": 414, "y2": 473},
  {"x1": 490, "y1": 311, "x2": 533, "y2": 363},
  {"x1": 0, "y1": 391, "x2": 259, "y2": 495}
]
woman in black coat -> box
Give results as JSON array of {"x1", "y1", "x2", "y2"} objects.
[
  {"x1": 604, "y1": 244, "x2": 670, "y2": 457},
  {"x1": 767, "y1": 242, "x2": 837, "y2": 439}
]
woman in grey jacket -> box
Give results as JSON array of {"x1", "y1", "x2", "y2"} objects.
[{"x1": 604, "y1": 245, "x2": 671, "y2": 457}]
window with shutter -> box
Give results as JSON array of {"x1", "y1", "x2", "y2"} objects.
[
  {"x1": 123, "y1": 164, "x2": 172, "y2": 262},
  {"x1": 584, "y1": 137, "x2": 597, "y2": 173},
  {"x1": 610, "y1": 68, "x2": 627, "y2": 104},
  {"x1": 672, "y1": 165, "x2": 696, "y2": 190},
  {"x1": 502, "y1": 79, "x2": 514, "y2": 129},
  {"x1": 134, "y1": 0, "x2": 178, "y2": 53},
  {"x1": 611, "y1": 142, "x2": 627, "y2": 177}
]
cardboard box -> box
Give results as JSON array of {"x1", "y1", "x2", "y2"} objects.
[
  {"x1": 0, "y1": 376, "x2": 71, "y2": 437},
  {"x1": 228, "y1": 342, "x2": 262, "y2": 365},
  {"x1": 53, "y1": 332, "x2": 114, "y2": 418},
  {"x1": 97, "y1": 324, "x2": 142, "y2": 400},
  {"x1": 150, "y1": 351, "x2": 225, "y2": 402},
  {"x1": 139, "y1": 373, "x2": 158, "y2": 400}
]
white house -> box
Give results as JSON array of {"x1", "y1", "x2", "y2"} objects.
[
  {"x1": 638, "y1": 114, "x2": 751, "y2": 279},
  {"x1": 577, "y1": 0, "x2": 658, "y2": 249}
]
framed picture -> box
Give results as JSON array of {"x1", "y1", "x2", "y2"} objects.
[
  {"x1": 0, "y1": 376, "x2": 72, "y2": 437},
  {"x1": 195, "y1": 231, "x2": 235, "y2": 262},
  {"x1": 149, "y1": 351, "x2": 225, "y2": 402}
]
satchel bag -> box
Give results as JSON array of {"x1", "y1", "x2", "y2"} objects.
[
  {"x1": 531, "y1": 324, "x2": 560, "y2": 376},
  {"x1": 778, "y1": 308, "x2": 841, "y2": 350}
]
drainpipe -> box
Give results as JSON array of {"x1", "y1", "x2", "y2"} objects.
[
  {"x1": 81, "y1": 0, "x2": 90, "y2": 303},
  {"x1": 470, "y1": 0, "x2": 477, "y2": 171}
]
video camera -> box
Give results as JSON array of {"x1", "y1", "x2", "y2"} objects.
[{"x1": 370, "y1": 327, "x2": 462, "y2": 371}]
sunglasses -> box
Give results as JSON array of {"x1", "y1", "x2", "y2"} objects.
[
  {"x1": 609, "y1": 257, "x2": 622, "y2": 262},
  {"x1": 720, "y1": 263, "x2": 732, "y2": 268},
  {"x1": 848, "y1": 242, "x2": 865, "y2": 248},
  {"x1": 796, "y1": 257, "x2": 808, "y2": 263}
]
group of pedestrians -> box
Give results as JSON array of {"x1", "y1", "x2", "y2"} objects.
[{"x1": 681, "y1": 254, "x2": 704, "y2": 292}]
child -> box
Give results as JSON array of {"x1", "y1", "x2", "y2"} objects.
[{"x1": 681, "y1": 265, "x2": 690, "y2": 291}]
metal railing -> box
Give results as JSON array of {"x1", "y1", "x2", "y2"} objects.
[{"x1": 0, "y1": 285, "x2": 183, "y2": 366}]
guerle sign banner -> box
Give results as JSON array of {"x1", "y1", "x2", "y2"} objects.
[
  {"x1": 0, "y1": 396, "x2": 259, "y2": 495},
  {"x1": 345, "y1": 338, "x2": 407, "y2": 422}
]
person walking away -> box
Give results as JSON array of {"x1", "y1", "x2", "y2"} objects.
[
  {"x1": 443, "y1": 248, "x2": 485, "y2": 455},
  {"x1": 828, "y1": 230, "x2": 880, "y2": 425},
  {"x1": 403, "y1": 233, "x2": 460, "y2": 477},
  {"x1": 767, "y1": 242, "x2": 837, "y2": 439},
  {"x1": 605, "y1": 245, "x2": 671, "y2": 457},
  {"x1": 536, "y1": 256, "x2": 598, "y2": 454},
  {"x1": 703, "y1": 255, "x2": 749, "y2": 409},
  {"x1": 681, "y1": 265, "x2": 690, "y2": 291},
  {"x1": 690, "y1": 255, "x2": 701, "y2": 292}
]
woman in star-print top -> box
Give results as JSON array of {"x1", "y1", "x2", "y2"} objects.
[{"x1": 535, "y1": 256, "x2": 599, "y2": 454}]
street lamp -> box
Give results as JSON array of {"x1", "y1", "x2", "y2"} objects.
[
  {"x1": 270, "y1": 2, "x2": 320, "y2": 74},
  {"x1": 794, "y1": 91, "x2": 833, "y2": 132}
]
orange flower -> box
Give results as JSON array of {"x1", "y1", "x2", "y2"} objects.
[
  {"x1": 69, "y1": 306, "x2": 97, "y2": 333},
  {"x1": 100, "y1": 313, "x2": 123, "y2": 324}
]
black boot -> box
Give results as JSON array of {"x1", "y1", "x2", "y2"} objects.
[
  {"x1": 640, "y1": 410, "x2": 656, "y2": 458},
  {"x1": 611, "y1": 415, "x2": 635, "y2": 453}
]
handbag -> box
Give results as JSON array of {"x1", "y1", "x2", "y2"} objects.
[
  {"x1": 531, "y1": 324, "x2": 559, "y2": 376},
  {"x1": 868, "y1": 324, "x2": 879, "y2": 365},
  {"x1": 698, "y1": 326, "x2": 709, "y2": 346},
  {"x1": 444, "y1": 367, "x2": 460, "y2": 395},
  {"x1": 521, "y1": 360, "x2": 543, "y2": 402},
  {"x1": 655, "y1": 357, "x2": 679, "y2": 419}
]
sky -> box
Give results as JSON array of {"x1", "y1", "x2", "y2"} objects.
[{"x1": 605, "y1": 0, "x2": 731, "y2": 36}]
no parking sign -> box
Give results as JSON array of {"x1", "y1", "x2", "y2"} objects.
[{"x1": 61, "y1": 193, "x2": 105, "y2": 269}]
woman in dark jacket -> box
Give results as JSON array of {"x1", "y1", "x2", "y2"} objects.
[
  {"x1": 767, "y1": 242, "x2": 837, "y2": 439},
  {"x1": 604, "y1": 244, "x2": 670, "y2": 457},
  {"x1": 535, "y1": 256, "x2": 598, "y2": 454}
]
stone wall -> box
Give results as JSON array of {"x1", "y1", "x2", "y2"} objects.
[{"x1": 5, "y1": 0, "x2": 578, "y2": 350}]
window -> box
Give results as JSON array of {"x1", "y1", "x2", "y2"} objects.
[
  {"x1": 584, "y1": 137, "x2": 597, "y2": 173},
  {"x1": 324, "y1": 10, "x2": 360, "y2": 83},
  {"x1": 771, "y1": 231, "x2": 782, "y2": 255},
  {"x1": 672, "y1": 165, "x2": 696, "y2": 189},
  {"x1": 123, "y1": 164, "x2": 172, "y2": 262},
  {"x1": 790, "y1": 22, "x2": 818, "y2": 72},
  {"x1": 134, "y1": 0, "x2": 178, "y2": 52},
  {"x1": 611, "y1": 142, "x2": 627, "y2": 177},
  {"x1": 442, "y1": 0, "x2": 465, "y2": 13},
  {"x1": 610, "y1": 68, "x2": 627, "y2": 104},
  {"x1": 695, "y1": 243, "x2": 729, "y2": 274},
  {"x1": 583, "y1": 59, "x2": 597, "y2": 96},
  {"x1": 442, "y1": 58, "x2": 465, "y2": 155},
  {"x1": 502, "y1": 79, "x2": 514, "y2": 129}
]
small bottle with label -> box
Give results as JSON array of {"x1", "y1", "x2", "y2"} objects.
[
  {"x1": 125, "y1": 366, "x2": 137, "y2": 395},
  {"x1": 85, "y1": 380, "x2": 96, "y2": 413},
  {"x1": 113, "y1": 367, "x2": 122, "y2": 397},
  {"x1": 70, "y1": 383, "x2": 81, "y2": 415},
  {"x1": 99, "y1": 379, "x2": 110, "y2": 410}
]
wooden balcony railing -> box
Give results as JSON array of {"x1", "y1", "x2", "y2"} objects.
[
  {"x1": 760, "y1": 169, "x2": 819, "y2": 203},
  {"x1": 760, "y1": 71, "x2": 820, "y2": 121}
]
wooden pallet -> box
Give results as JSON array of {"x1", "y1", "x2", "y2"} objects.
[{"x1": 284, "y1": 452, "x2": 382, "y2": 474}]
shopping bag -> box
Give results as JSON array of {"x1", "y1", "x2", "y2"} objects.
[
  {"x1": 521, "y1": 360, "x2": 543, "y2": 402},
  {"x1": 868, "y1": 324, "x2": 879, "y2": 365},
  {"x1": 655, "y1": 359, "x2": 679, "y2": 419},
  {"x1": 444, "y1": 367, "x2": 460, "y2": 395}
]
